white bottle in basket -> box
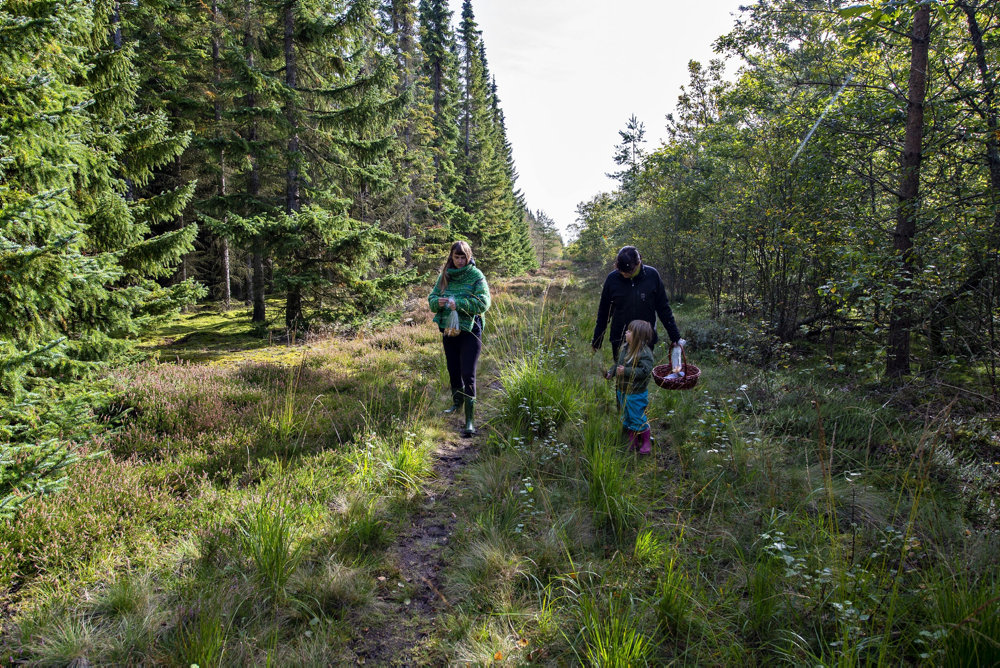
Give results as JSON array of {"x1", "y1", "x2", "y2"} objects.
[{"x1": 668, "y1": 341, "x2": 685, "y2": 380}]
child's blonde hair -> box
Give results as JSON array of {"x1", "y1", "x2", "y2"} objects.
[{"x1": 624, "y1": 320, "x2": 653, "y2": 365}]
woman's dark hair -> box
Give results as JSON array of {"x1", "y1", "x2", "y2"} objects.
[
  {"x1": 438, "y1": 240, "x2": 474, "y2": 291},
  {"x1": 615, "y1": 246, "x2": 641, "y2": 274}
]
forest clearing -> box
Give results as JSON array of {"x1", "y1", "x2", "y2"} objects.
[
  {"x1": 2, "y1": 263, "x2": 999, "y2": 665},
  {"x1": 4, "y1": 0, "x2": 1000, "y2": 664}
]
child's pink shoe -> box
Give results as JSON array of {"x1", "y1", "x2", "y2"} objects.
[
  {"x1": 637, "y1": 428, "x2": 652, "y2": 455},
  {"x1": 624, "y1": 429, "x2": 639, "y2": 451},
  {"x1": 622, "y1": 427, "x2": 639, "y2": 451}
]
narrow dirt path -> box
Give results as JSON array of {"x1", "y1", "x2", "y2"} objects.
[{"x1": 347, "y1": 431, "x2": 479, "y2": 666}]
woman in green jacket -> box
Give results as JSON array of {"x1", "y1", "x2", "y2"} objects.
[{"x1": 428, "y1": 241, "x2": 491, "y2": 436}]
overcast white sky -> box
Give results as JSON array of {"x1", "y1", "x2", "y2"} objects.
[{"x1": 445, "y1": 0, "x2": 748, "y2": 240}]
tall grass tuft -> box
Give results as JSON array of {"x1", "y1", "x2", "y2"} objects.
[
  {"x1": 337, "y1": 496, "x2": 389, "y2": 557},
  {"x1": 498, "y1": 350, "x2": 579, "y2": 436},
  {"x1": 744, "y1": 555, "x2": 781, "y2": 639},
  {"x1": 582, "y1": 411, "x2": 639, "y2": 536},
  {"x1": 255, "y1": 361, "x2": 308, "y2": 448},
  {"x1": 655, "y1": 546, "x2": 697, "y2": 638},
  {"x1": 235, "y1": 495, "x2": 306, "y2": 598},
  {"x1": 633, "y1": 530, "x2": 668, "y2": 568},
  {"x1": 929, "y1": 571, "x2": 1000, "y2": 666},
  {"x1": 578, "y1": 593, "x2": 653, "y2": 667},
  {"x1": 384, "y1": 435, "x2": 431, "y2": 491},
  {"x1": 93, "y1": 575, "x2": 148, "y2": 617},
  {"x1": 169, "y1": 605, "x2": 228, "y2": 668},
  {"x1": 290, "y1": 556, "x2": 374, "y2": 618},
  {"x1": 346, "y1": 429, "x2": 432, "y2": 494},
  {"x1": 454, "y1": 535, "x2": 530, "y2": 606},
  {"x1": 20, "y1": 614, "x2": 97, "y2": 667}
]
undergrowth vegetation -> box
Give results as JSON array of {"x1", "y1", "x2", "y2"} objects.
[
  {"x1": 2, "y1": 264, "x2": 999, "y2": 665},
  {"x1": 0, "y1": 296, "x2": 445, "y2": 665},
  {"x1": 438, "y1": 268, "x2": 1000, "y2": 665}
]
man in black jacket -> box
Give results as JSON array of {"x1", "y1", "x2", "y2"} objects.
[{"x1": 591, "y1": 246, "x2": 684, "y2": 362}]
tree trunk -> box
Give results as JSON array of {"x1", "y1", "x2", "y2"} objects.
[
  {"x1": 284, "y1": 0, "x2": 299, "y2": 215},
  {"x1": 112, "y1": 2, "x2": 122, "y2": 48},
  {"x1": 285, "y1": 288, "x2": 302, "y2": 334},
  {"x1": 245, "y1": 7, "x2": 267, "y2": 324},
  {"x1": 245, "y1": 256, "x2": 253, "y2": 306},
  {"x1": 252, "y1": 246, "x2": 266, "y2": 323},
  {"x1": 959, "y1": 4, "x2": 1000, "y2": 227},
  {"x1": 212, "y1": 0, "x2": 231, "y2": 309},
  {"x1": 886, "y1": 6, "x2": 931, "y2": 379},
  {"x1": 221, "y1": 238, "x2": 231, "y2": 309},
  {"x1": 283, "y1": 0, "x2": 303, "y2": 331},
  {"x1": 960, "y1": 2, "x2": 1000, "y2": 396},
  {"x1": 962, "y1": 2, "x2": 1000, "y2": 395}
]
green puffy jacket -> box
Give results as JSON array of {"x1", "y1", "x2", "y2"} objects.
[
  {"x1": 428, "y1": 263, "x2": 491, "y2": 333},
  {"x1": 609, "y1": 345, "x2": 655, "y2": 394}
]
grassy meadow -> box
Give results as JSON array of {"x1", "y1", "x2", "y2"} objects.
[{"x1": 2, "y1": 262, "x2": 999, "y2": 666}]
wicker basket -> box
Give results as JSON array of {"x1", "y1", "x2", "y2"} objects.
[{"x1": 652, "y1": 348, "x2": 700, "y2": 390}]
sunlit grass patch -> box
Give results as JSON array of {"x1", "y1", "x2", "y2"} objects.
[
  {"x1": 497, "y1": 351, "x2": 580, "y2": 436},
  {"x1": 577, "y1": 593, "x2": 654, "y2": 667},
  {"x1": 633, "y1": 529, "x2": 669, "y2": 568},
  {"x1": 451, "y1": 535, "x2": 531, "y2": 608},
  {"x1": 449, "y1": 617, "x2": 526, "y2": 666},
  {"x1": 235, "y1": 495, "x2": 307, "y2": 599},
  {"x1": 344, "y1": 428, "x2": 434, "y2": 495},
  {"x1": 335, "y1": 495, "x2": 391, "y2": 559}
]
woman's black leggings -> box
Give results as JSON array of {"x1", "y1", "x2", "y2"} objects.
[{"x1": 443, "y1": 330, "x2": 481, "y2": 399}]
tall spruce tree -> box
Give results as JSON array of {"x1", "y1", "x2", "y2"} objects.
[
  {"x1": 266, "y1": 0, "x2": 416, "y2": 329},
  {"x1": 491, "y1": 83, "x2": 537, "y2": 273},
  {"x1": 529, "y1": 209, "x2": 562, "y2": 266},
  {"x1": 1, "y1": 0, "x2": 201, "y2": 516},
  {"x1": 608, "y1": 114, "x2": 647, "y2": 202},
  {"x1": 454, "y1": 0, "x2": 522, "y2": 270},
  {"x1": 418, "y1": 0, "x2": 465, "y2": 225},
  {"x1": 376, "y1": 0, "x2": 454, "y2": 269}
]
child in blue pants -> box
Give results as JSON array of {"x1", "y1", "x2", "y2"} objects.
[{"x1": 606, "y1": 319, "x2": 655, "y2": 454}]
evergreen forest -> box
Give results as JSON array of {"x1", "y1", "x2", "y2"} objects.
[{"x1": 2, "y1": 0, "x2": 999, "y2": 665}]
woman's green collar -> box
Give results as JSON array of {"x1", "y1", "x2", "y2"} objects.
[{"x1": 447, "y1": 264, "x2": 475, "y2": 279}]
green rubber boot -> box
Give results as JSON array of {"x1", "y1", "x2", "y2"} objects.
[
  {"x1": 443, "y1": 388, "x2": 463, "y2": 414},
  {"x1": 462, "y1": 396, "x2": 476, "y2": 437}
]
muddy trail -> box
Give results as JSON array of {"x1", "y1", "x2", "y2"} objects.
[{"x1": 347, "y1": 428, "x2": 480, "y2": 666}]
